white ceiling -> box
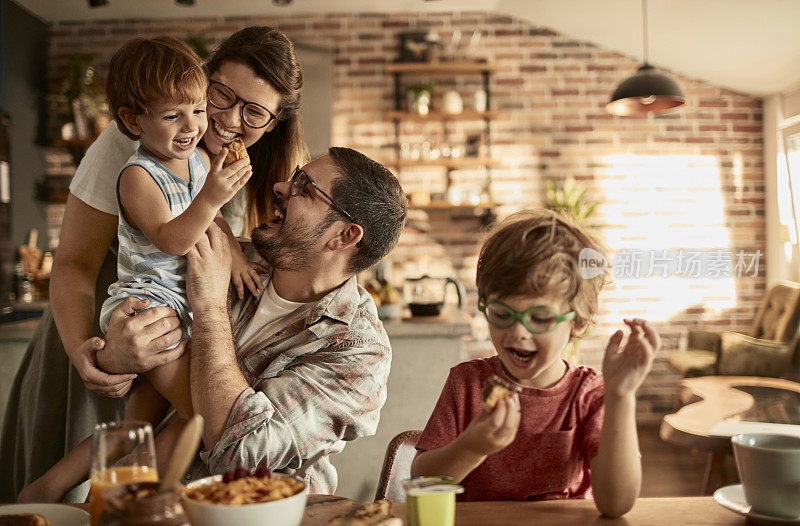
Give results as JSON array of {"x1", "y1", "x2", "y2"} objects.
[{"x1": 12, "y1": 0, "x2": 800, "y2": 96}]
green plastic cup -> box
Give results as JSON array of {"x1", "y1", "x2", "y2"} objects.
[{"x1": 403, "y1": 477, "x2": 464, "y2": 526}]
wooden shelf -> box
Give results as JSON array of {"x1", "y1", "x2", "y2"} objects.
[
  {"x1": 386, "y1": 110, "x2": 502, "y2": 121},
  {"x1": 386, "y1": 157, "x2": 499, "y2": 168},
  {"x1": 409, "y1": 201, "x2": 496, "y2": 210},
  {"x1": 386, "y1": 62, "x2": 498, "y2": 75}
]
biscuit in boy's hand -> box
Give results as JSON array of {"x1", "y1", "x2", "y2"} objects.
[
  {"x1": 222, "y1": 139, "x2": 249, "y2": 167},
  {"x1": 481, "y1": 374, "x2": 522, "y2": 412}
]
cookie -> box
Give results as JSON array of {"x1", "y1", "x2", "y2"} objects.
[
  {"x1": 327, "y1": 499, "x2": 396, "y2": 526},
  {"x1": 481, "y1": 374, "x2": 522, "y2": 411},
  {"x1": 222, "y1": 139, "x2": 249, "y2": 167}
]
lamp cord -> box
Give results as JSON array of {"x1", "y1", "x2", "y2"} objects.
[{"x1": 642, "y1": 0, "x2": 649, "y2": 64}]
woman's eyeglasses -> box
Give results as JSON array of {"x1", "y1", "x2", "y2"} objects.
[
  {"x1": 208, "y1": 80, "x2": 281, "y2": 129},
  {"x1": 289, "y1": 166, "x2": 357, "y2": 224},
  {"x1": 478, "y1": 300, "x2": 575, "y2": 334}
]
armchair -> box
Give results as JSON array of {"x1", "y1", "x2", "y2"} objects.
[{"x1": 666, "y1": 281, "x2": 800, "y2": 378}]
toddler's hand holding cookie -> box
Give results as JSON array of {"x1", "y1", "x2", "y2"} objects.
[{"x1": 201, "y1": 139, "x2": 252, "y2": 209}]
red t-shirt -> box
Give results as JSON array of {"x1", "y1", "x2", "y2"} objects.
[{"x1": 415, "y1": 356, "x2": 605, "y2": 502}]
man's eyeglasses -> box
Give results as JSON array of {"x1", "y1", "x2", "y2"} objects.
[
  {"x1": 208, "y1": 80, "x2": 281, "y2": 129},
  {"x1": 478, "y1": 300, "x2": 575, "y2": 334},
  {"x1": 289, "y1": 166, "x2": 357, "y2": 224}
]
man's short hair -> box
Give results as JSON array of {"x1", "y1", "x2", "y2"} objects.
[
  {"x1": 327, "y1": 147, "x2": 407, "y2": 274},
  {"x1": 476, "y1": 208, "x2": 609, "y2": 331},
  {"x1": 106, "y1": 36, "x2": 208, "y2": 140}
]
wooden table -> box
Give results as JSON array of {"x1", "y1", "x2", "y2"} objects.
[
  {"x1": 304, "y1": 496, "x2": 743, "y2": 525},
  {"x1": 69, "y1": 494, "x2": 743, "y2": 525},
  {"x1": 660, "y1": 375, "x2": 800, "y2": 494}
]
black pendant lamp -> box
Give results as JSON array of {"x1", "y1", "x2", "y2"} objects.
[{"x1": 606, "y1": 0, "x2": 686, "y2": 116}]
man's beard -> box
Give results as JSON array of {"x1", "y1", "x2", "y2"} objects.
[{"x1": 251, "y1": 213, "x2": 334, "y2": 271}]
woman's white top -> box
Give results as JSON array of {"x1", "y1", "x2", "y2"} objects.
[
  {"x1": 69, "y1": 122, "x2": 137, "y2": 216},
  {"x1": 68, "y1": 121, "x2": 249, "y2": 236}
]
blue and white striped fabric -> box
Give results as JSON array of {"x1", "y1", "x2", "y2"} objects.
[{"x1": 99, "y1": 147, "x2": 208, "y2": 338}]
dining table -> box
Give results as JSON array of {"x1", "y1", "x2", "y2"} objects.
[
  {"x1": 63, "y1": 494, "x2": 746, "y2": 525},
  {"x1": 303, "y1": 495, "x2": 745, "y2": 525},
  {"x1": 660, "y1": 375, "x2": 800, "y2": 495}
]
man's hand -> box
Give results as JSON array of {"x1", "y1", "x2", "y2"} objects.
[
  {"x1": 186, "y1": 222, "x2": 232, "y2": 313},
  {"x1": 602, "y1": 318, "x2": 660, "y2": 399},
  {"x1": 457, "y1": 395, "x2": 521, "y2": 457},
  {"x1": 68, "y1": 337, "x2": 137, "y2": 398},
  {"x1": 98, "y1": 297, "x2": 187, "y2": 374}
]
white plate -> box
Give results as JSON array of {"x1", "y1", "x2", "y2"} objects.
[
  {"x1": 714, "y1": 484, "x2": 800, "y2": 524},
  {"x1": 0, "y1": 503, "x2": 89, "y2": 526}
]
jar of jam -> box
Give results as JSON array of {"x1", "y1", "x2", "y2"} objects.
[{"x1": 98, "y1": 482, "x2": 188, "y2": 526}]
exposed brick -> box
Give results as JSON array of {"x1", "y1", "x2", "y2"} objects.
[
  {"x1": 733, "y1": 125, "x2": 763, "y2": 133},
  {"x1": 698, "y1": 100, "x2": 728, "y2": 108},
  {"x1": 381, "y1": 20, "x2": 411, "y2": 29},
  {"x1": 42, "y1": 10, "x2": 764, "y2": 423},
  {"x1": 520, "y1": 65, "x2": 547, "y2": 73}
]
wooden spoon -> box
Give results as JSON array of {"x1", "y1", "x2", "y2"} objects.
[{"x1": 159, "y1": 414, "x2": 205, "y2": 491}]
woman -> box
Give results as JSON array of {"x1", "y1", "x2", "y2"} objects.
[{"x1": 0, "y1": 26, "x2": 307, "y2": 503}]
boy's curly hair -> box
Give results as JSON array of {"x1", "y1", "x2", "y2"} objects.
[
  {"x1": 106, "y1": 36, "x2": 208, "y2": 140},
  {"x1": 476, "y1": 208, "x2": 610, "y2": 332}
]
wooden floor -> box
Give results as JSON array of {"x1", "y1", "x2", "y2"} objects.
[{"x1": 638, "y1": 423, "x2": 737, "y2": 497}]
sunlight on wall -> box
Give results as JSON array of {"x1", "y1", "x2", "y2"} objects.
[
  {"x1": 597, "y1": 154, "x2": 739, "y2": 322},
  {"x1": 781, "y1": 147, "x2": 800, "y2": 244}
]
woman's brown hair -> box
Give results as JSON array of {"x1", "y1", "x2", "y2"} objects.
[
  {"x1": 476, "y1": 208, "x2": 610, "y2": 331},
  {"x1": 205, "y1": 26, "x2": 308, "y2": 232}
]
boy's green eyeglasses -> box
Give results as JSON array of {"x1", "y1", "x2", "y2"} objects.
[{"x1": 478, "y1": 300, "x2": 576, "y2": 334}]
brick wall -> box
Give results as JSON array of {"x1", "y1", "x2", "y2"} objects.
[{"x1": 44, "y1": 11, "x2": 765, "y2": 422}]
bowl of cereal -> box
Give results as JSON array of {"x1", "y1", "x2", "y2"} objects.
[{"x1": 181, "y1": 468, "x2": 308, "y2": 526}]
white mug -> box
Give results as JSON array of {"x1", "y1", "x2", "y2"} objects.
[{"x1": 732, "y1": 433, "x2": 800, "y2": 519}]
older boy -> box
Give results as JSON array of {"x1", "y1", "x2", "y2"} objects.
[{"x1": 411, "y1": 209, "x2": 659, "y2": 517}]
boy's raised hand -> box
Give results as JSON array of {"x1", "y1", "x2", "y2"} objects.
[
  {"x1": 602, "y1": 318, "x2": 660, "y2": 398},
  {"x1": 200, "y1": 147, "x2": 253, "y2": 209},
  {"x1": 458, "y1": 394, "x2": 521, "y2": 457}
]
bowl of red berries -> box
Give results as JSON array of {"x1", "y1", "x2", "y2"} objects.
[{"x1": 181, "y1": 467, "x2": 308, "y2": 526}]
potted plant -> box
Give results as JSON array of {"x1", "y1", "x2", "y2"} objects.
[
  {"x1": 406, "y1": 82, "x2": 435, "y2": 115},
  {"x1": 57, "y1": 54, "x2": 108, "y2": 139},
  {"x1": 545, "y1": 176, "x2": 599, "y2": 226}
]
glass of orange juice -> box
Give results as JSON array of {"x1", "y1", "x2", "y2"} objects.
[{"x1": 90, "y1": 421, "x2": 158, "y2": 526}]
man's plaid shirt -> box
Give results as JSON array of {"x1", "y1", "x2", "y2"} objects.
[{"x1": 188, "y1": 270, "x2": 391, "y2": 493}]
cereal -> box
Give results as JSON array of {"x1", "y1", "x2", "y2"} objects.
[{"x1": 184, "y1": 475, "x2": 305, "y2": 506}]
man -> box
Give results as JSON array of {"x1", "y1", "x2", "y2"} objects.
[{"x1": 101, "y1": 147, "x2": 407, "y2": 493}]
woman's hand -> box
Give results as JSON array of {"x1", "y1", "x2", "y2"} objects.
[
  {"x1": 230, "y1": 246, "x2": 265, "y2": 299},
  {"x1": 98, "y1": 297, "x2": 187, "y2": 374},
  {"x1": 457, "y1": 395, "x2": 521, "y2": 457},
  {"x1": 198, "y1": 148, "x2": 252, "y2": 210},
  {"x1": 69, "y1": 337, "x2": 137, "y2": 398},
  {"x1": 602, "y1": 318, "x2": 660, "y2": 398}
]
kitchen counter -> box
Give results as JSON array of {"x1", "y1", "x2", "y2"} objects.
[
  {"x1": 0, "y1": 317, "x2": 40, "y2": 438},
  {"x1": 333, "y1": 307, "x2": 474, "y2": 500},
  {"x1": 0, "y1": 317, "x2": 41, "y2": 342},
  {"x1": 381, "y1": 312, "x2": 472, "y2": 337}
]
